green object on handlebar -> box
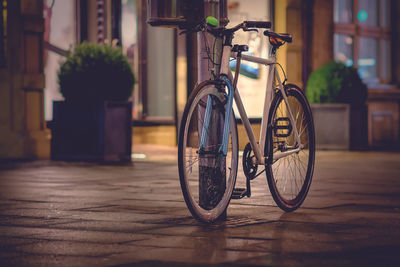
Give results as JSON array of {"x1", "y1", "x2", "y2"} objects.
[{"x1": 206, "y1": 16, "x2": 218, "y2": 27}]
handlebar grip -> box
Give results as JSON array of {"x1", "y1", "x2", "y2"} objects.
[{"x1": 244, "y1": 21, "x2": 271, "y2": 29}]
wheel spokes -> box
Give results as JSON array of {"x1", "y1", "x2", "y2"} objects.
[{"x1": 270, "y1": 92, "x2": 312, "y2": 202}]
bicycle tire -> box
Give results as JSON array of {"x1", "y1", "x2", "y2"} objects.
[
  {"x1": 178, "y1": 80, "x2": 238, "y2": 223},
  {"x1": 265, "y1": 84, "x2": 315, "y2": 212}
]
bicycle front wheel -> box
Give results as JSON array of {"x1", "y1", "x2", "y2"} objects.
[
  {"x1": 178, "y1": 81, "x2": 238, "y2": 223},
  {"x1": 265, "y1": 84, "x2": 315, "y2": 212}
]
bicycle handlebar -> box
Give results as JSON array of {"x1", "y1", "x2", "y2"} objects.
[
  {"x1": 243, "y1": 21, "x2": 271, "y2": 29},
  {"x1": 180, "y1": 18, "x2": 272, "y2": 36}
]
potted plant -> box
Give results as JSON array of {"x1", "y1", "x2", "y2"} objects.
[
  {"x1": 51, "y1": 42, "x2": 135, "y2": 162},
  {"x1": 306, "y1": 61, "x2": 367, "y2": 150}
]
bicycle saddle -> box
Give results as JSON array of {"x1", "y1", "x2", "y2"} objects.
[{"x1": 263, "y1": 30, "x2": 293, "y2": 46}]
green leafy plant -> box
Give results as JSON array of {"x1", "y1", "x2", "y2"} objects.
[
  {"x1": 306, "y1": 61, "x2": 367, "y2": 105},
  {"x1": 58, "y1": 42, "x2": 134, "y2": 104}
]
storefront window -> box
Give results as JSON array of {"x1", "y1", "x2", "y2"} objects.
[
  {"x1": 358, "y1": 0, "x2": 378, "y2": 26},
  {"x1": 146, "y1": 26, "x2": 175, "y2": 120},
  {"x1": 380, "y1": 39, "x2": 389, "y2": 81},
  {"x1": 43, "y1": 1, "x2": 76, "y2": 120},
  {"x1": 358, "y1": 37, "x2": 378, "y2": 83},
  {"x1": 380, "y1": 0, "x2": 389, "y2": 28},
  {"x1": 334, "y1": 34, "x2": 353, "y2": 67},
  {"x1": 121, "y1": 0, "x2": 137, "y2": 62},
  {"x1": 0, "y1": 0, "x2": 7, "y2": 67},
  {"x1": 120, "y1": 0, "x2": 174, "y2": 122},
  {"x1": 333, "y1": 0, "x2": 391, "y2": 86},
  {"x1": 334, "y1": 0, "x2": 353, "y2": 24},
  {"x1": 120, "y1": 0, "x2": 140, "y2": 119}
]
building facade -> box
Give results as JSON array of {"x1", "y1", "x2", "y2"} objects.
[
  {"x1": 278, "y1": 0, "x2": 400, "y2": 148},
  {"x1": 0, "y1": 0, "x2": 49, "y2": 159},
  {"x1": 0, "y1": 0, "x2": 399, "y2": 159}
]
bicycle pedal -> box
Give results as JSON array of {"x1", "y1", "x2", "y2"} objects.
[{"x1": 231, "y1": 188, "x2": 248, "y2": 199}]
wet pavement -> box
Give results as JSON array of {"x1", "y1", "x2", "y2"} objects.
[{"x1": 0, "y1": 145, "x2": 400, "y2": 266}]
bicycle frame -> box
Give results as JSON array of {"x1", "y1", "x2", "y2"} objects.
[
  {"x1": 230, "y1": 52, "x2": 303, "y2": 165},
  {"x1": 199, "y1": 40, "x2": 304, "y2": 165}
]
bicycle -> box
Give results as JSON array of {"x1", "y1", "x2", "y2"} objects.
[{"x1": 178, "y1": 17, "x2": 315, "y2": 223}]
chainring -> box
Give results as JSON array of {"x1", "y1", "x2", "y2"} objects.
[{"x1": 242, "y1": 143, "x2": 258, "y2": 180}]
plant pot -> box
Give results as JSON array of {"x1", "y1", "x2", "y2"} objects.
[
  {"x1": 50, "y1": 101, "x2": 132, "y2": 162},
  {"x1": 310, "y1": 103, "x2": 367, "y2": 150}
]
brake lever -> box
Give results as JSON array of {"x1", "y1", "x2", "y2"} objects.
[{"x1": 243, "y1": 28, "x2": 259, "y2": 33}]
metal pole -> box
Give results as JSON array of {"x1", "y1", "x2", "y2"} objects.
[{"x1": 197, "y1": 0, "x2": 228, "y2": 217}]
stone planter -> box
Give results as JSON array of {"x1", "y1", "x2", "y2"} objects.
[
  {"x1": 50, "y1": 101, "x2": 132, "y2": 162},
  {"x1": 310, "y1": 103, "x2": 367, "y2": 150}
]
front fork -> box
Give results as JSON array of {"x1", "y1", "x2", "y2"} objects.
[{"x1": 199, "y1": 75, "x2": 234, "y2": 157}]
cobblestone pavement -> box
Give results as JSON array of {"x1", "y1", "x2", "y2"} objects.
[{"x1": 0, "y1": 145, "x2": 399, "y2": 266}]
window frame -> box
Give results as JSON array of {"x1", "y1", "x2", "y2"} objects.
[{"x1": 333, "y1": 0, "x2": 392, "y2": 86}]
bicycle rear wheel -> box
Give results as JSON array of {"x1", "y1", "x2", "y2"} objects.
[
  {"x1": 178, "y1": 81, "x2": 238, "y2": 223},
  {"x1": 265, "y1": 84, "x2": 315, "y2": 212}
]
